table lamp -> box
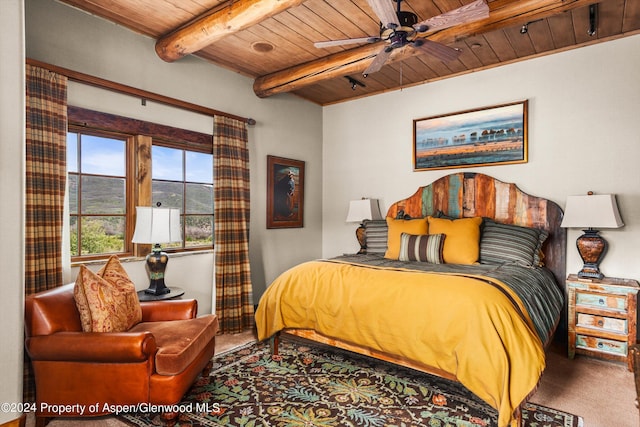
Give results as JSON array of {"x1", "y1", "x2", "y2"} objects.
[
  {"x1": 560, "y1": 192, "x2": 624, "y2": 279},
  {"x1": 346, "y1": 198, "x2": 383, "y2": 254},
  {"x1": 132, "y1": 205, "x2": 182, "y2": 296}
]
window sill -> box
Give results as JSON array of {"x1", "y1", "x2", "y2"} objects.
[{"x1": 71, "y1": 248, "x2": 214, "y2": 268}]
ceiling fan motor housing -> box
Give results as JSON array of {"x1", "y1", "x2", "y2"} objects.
[
  {"x1": 397, "y1": 11, "x2": 418, "y2": 27},
  {"x1": 381, "y1": 10, "x2": 420, "y2": 47}
]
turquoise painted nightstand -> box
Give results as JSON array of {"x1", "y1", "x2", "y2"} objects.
[{"x1": 567, "y1": 274, "x2": 639, "y2": 371}]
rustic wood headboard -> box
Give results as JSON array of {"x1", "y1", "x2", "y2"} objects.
[{"x1": 386, "y1": 172, "x2": 566, "y2": 286}]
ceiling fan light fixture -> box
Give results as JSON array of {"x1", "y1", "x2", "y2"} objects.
[{"x1": 389, "y1": 32, "x2": 406, "y2": 48}]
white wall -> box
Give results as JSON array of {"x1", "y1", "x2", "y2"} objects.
[
  {"x1": 24, "y1": 0, "x2": 324, "y2": 309},
  {"x1": 323, "y1": 35, "x2": 640, "y2": 283},
  {"x1": 0, "y1": 0, "x2": 25, "y2": 421}
]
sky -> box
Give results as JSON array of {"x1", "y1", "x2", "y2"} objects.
[{"x1": 67, "y1": 133, "x2": 213, "y2": 184}]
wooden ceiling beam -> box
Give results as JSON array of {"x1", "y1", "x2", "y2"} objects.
[
  {"x1": 253, "y1": 0, "x2": 596, "y2": 98},
  {"x1": 155, "y1": 0, "x2": 306, "y2": 62}
]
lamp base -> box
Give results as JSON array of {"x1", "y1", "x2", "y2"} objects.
[
  {"x1": 355, "y1": 223, "x2": 366, "y2": 254},
  {"x1": 144, "y1": 278, "x2": 171, "y2": 295},
  {"x1": 139, "y1": 247, "x2": 185, "y2": 300},
  {"x1": 142, "y1": 244, "x2": 172, "y2": 295},
  {"x1": 577, "y1": 265, "x2": 604, "y2": 280},
  {"x1": 576, "y1": 228, "x2": 607, "y2": 280}
]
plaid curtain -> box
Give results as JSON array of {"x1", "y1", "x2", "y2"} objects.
[
  {"x1": 213, "y1": 115, "x2": 255, "y2": 334},
  {"x1": 24, "y1": 64, "x2": 68, "y2": 402}
]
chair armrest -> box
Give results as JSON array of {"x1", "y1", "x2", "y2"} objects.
[
  {"x1": 140, "y1": 299, "x2": 198, "y2": 321},
  {"x1": 26, "y1": 331, "x2": 157, "y2": 363}
]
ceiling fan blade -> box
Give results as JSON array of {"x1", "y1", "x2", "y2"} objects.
[
  {"x1": 366, "y1": 0, "x2": 400, "y2": 28},
  {"x1": 363, "y1": 47, "x2": 392, "y2": 76},
  {"x1": 416, "y1": 0, "x2": 489, "y2": 32},
  {"x1": 314, "y1": 37, "x2": 380, "y2": 48},
  {"x1": 412, "y1": 39, "x2": 461, "y2": 62}
]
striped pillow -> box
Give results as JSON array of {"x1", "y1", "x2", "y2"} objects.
[
  {"x1": 363, "y1": 220, "x2": 388, "y2": 255},
  {"x1": 398, "y1": 233, "x2": 446, "y2": 263},
  {"x1": 480, "y1": 219, "x2": 547, "y2": 266}
]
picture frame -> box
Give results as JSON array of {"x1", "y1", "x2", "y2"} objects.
[
  {"x1": 413, "y1": 100, "x2": 528, "y2": 171},
  {"x1": 267, "y1": 155, "x2": 305, "y2": 229}
]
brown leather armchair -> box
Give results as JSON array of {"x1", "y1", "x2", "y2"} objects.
[{"x1": 25, "y1": 283, "x2": 218, "y2": 426}]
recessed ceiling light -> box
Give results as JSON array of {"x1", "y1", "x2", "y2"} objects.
[{"x1": 251, "y1": 42, "x2": 274, "y2": 53}]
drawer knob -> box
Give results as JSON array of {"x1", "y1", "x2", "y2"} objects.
[
  {"x1": 598, "y1": 298, "x2": 605, "y2": 305},
  {"x1": 597, "y1": 320, "x2": 604, "y2": 326},
  {"x1": 597, "y1": 342, "x2": 604, "y2": 348}
]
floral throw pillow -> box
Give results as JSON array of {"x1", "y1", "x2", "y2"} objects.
[{"x1": 74, "y1": 256, "x2": 142, "y2": 332}]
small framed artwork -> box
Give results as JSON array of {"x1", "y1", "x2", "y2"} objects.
[
  {"x1": 413, "y1": 100, "x2": 528, "y2": 171},
  {"x1": 267, "y1": 155, "x2": 305, "y2": 229}
]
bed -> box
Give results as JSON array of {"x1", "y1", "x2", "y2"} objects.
[{"x1": 255, "y1": 172, "x2": 566, "y2": 427}]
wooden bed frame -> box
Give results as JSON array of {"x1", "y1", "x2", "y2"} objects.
[{"x1": 274, "y1": 172, "x2": 566, "y2": 425}]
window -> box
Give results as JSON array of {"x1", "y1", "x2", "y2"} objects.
[
  {"x1": 67, "y1": 107, "x2": 215, "y2": 262},
  {"x1": 152, "y1": 145, "x2": 214, "y2": 249},
  {"x1": 67, "y1": 131, "x2": 133, "y2": 258}
]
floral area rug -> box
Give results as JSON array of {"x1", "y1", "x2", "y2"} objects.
[{"x1": 121, "y1": 335, "x2": 582, "y2": 427}]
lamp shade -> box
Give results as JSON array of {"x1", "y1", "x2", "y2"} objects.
[
  {"x1": 132, "y1": 207, "x2": 182, "y2": 244},
  {"x1": 346, "y1": 199, "x2": 383, "y2": 223},
  {"x1": 560, "y1": 194, "x2": 624, "y2": 229}
]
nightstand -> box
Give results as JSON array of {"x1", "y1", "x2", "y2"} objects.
[{"x1": 567, "y1": 274, "x2": 639, "y2": 371}]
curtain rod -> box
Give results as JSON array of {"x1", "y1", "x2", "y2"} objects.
[{"x1": 26, "y1": 58, "x2": 256, "y2": 125}]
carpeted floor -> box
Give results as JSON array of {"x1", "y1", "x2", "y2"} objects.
[
  {"x1": 530, "y1": 341, "x2": 639, "y2": 427},
  {"x1": 29, "y1": 330, "x2": 638, "y2": 427}
]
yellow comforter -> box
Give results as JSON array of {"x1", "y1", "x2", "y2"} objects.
[{"x1": 255, "y1": 260, "x2": 546, "y2": 427}]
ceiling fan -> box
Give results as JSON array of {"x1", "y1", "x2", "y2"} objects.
[{"x1": 314, "y1": 0, "x2": 490, "y2": 77}]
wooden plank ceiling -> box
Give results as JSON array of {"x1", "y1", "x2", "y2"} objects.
[{"x1": 58, "y1": 0, "x2": 640, "y2": 105}]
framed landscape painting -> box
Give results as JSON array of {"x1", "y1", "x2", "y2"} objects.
[
  {"x1": 267, "y1": 155, "x2": 305, "y2": 229},
  {"x1": 413, "y1": 101, "x2": 528, "y2": 171}
]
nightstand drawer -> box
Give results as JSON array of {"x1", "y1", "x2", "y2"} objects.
[
  {"x1": 576, "y1": 335, "x2": 628, "y2": 356},
  {"x1": 575, "y1": 291, "x2": 626, "y2": 312},
  {"x1": 577, "y1": 313, "x2": 627, "y2": 334}
]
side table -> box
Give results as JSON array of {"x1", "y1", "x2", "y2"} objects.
[
  {"x1": 137, "y1": 286, "x2": 184, "y2": 301},
  {"x1": 567, "y1": 274, "x2": 639, "y2": 371}
]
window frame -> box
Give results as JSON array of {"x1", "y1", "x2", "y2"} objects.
[
  {"x1": 67, "y1": 127, "x2": 137, "y2": 261},
  {"x1": 68, "y1": 106, "x2": 214, "y2": 263},
  {"x1": 151, "y1": 142, "x2": 214, "y2": 251}
]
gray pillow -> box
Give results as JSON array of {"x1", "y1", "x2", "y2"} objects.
[
  {"x1": 363, "y1": 220, "x2": 388, "y2": 255},
  {"x1": 480, "y1": 219, "x2": 548, "y2": 267}
]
